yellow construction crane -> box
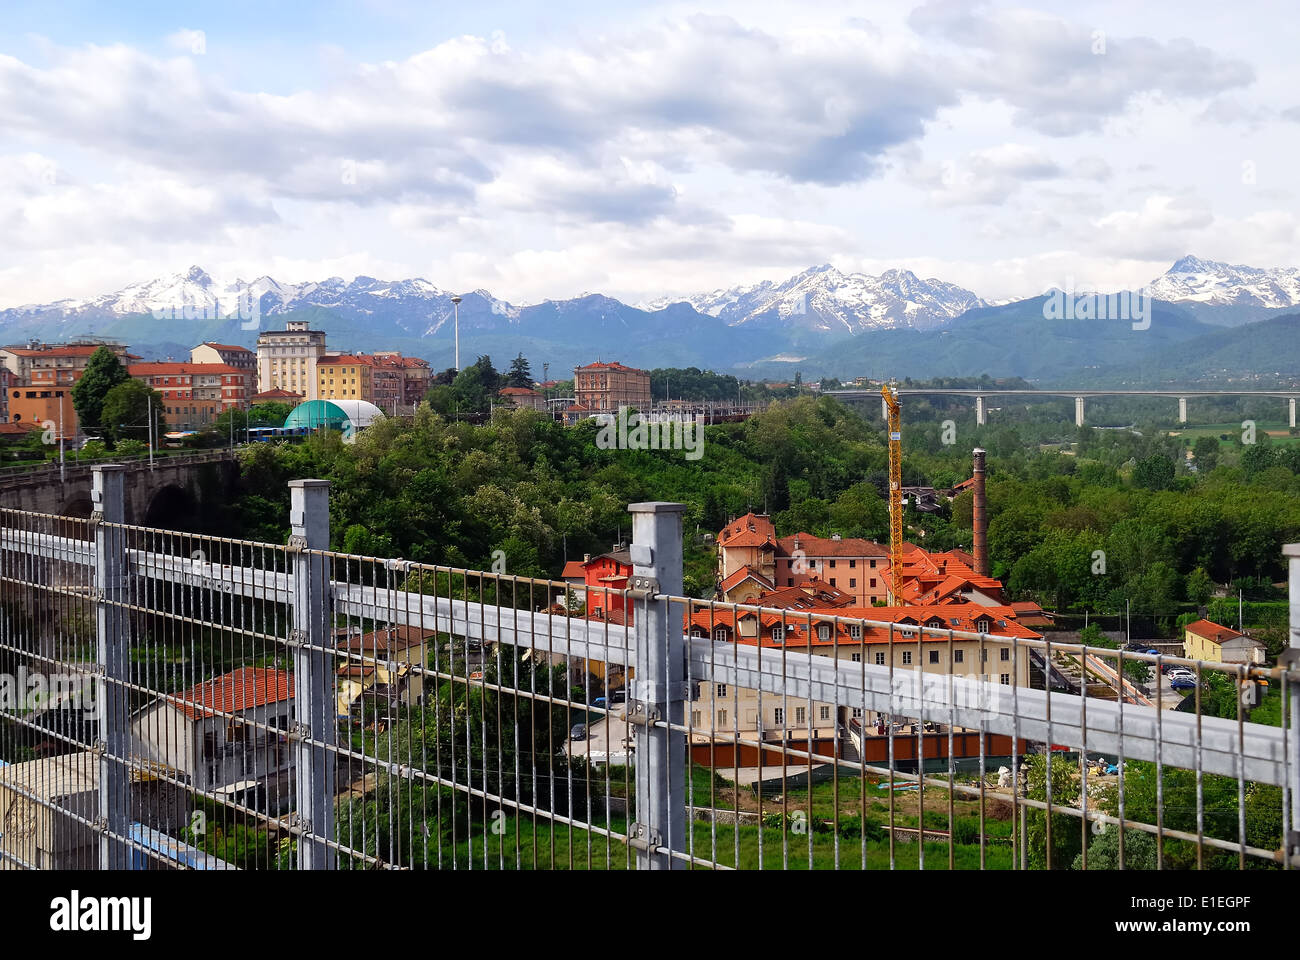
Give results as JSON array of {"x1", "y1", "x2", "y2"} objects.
[{"x1": 881, "y1": 383, "x2": 903, "y2": 603}]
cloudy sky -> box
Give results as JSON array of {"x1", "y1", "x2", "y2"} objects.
[{"x1": 0, "y1": 0, "x2": 1295, "y2": 307}]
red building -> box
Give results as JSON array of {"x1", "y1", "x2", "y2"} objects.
[{"x1": 575, "y1": 549, "x2": 635, "y2": 624}]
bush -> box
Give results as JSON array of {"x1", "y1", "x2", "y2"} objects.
[{"x1": 951, "y1": 816, "x2": 980, "y2": 845}]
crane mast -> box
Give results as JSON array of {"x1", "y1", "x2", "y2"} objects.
[{"x1": 881, "y1": 383, "x2": 903, "y2": 603}]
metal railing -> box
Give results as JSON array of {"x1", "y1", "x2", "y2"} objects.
[{"x1": 0, "y1": 468, "x2": 1296, "y2": 870}]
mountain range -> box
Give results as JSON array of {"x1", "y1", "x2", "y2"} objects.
[{"x1": 1, "y1": 257, "x2": 1297, "y2": 385}]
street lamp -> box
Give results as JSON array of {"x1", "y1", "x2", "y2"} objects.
[{"x1": 450, "y1": 295, "x2": 463, "y2": 372}]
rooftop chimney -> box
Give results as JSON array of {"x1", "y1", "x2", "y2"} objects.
[{"x1": 972, "y1": 448, "x2": 989, "y2": 577}]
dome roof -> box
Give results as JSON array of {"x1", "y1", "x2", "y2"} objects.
[{"x1": 283, "y1": 399, "x2": 385, "y2": 433}]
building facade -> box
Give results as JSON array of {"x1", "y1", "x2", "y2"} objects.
[
  {"x1": 317, "y1": 355, "x2": 374, "y2": 402},
  {"x1": 129, "y1": 363, "x2": 250, "y2": 430},
  {"x1": 256, "y1": 320, "x2": 327, "y2": 399},
  {"x1": 190, "y1": 342, "x2": 255, "y2": 376},
  {"x1": 573, "y1": 361, "x2": 651, "y2": 413}
]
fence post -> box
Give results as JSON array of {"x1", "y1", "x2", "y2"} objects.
[
  {"x1": 1285, "y1": 544, "x2": 1300, "y2": 868},
  {"x1": 92, "y1": 465, "x2": 129, "y2": 870},
  {"x1": 628, "y1": 501, "x2": 687, "y2": 869},
  {"x1": 289, "y1": 480, "x2": 336, "y2": 869}
]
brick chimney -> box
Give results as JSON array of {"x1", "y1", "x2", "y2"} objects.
[{"x1": 972, "y1": 448, "x2": 989, "y2": 576}]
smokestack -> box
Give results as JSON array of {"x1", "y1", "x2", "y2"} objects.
[{"x1": 972, "y1": 448, "x2": 989, "y2": 576}]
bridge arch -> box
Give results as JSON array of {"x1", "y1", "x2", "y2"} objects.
[{"x1": 143, "y1": 482, "x2": 200, "y2": 529}]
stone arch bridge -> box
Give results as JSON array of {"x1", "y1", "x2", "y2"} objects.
[{"x1": 0, "y1": 451, "x2": 237, "y2": 526}]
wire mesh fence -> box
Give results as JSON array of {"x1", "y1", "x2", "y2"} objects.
[{"x1": 0, "y1": 469, "x2": 1296, "y2": 870}]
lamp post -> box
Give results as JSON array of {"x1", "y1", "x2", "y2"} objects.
[{"x1": 451, "y1": 295, "x2": 463, "y2": 372}]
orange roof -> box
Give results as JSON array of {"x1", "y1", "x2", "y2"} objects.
[
  {"x1": 500, "y1": 387, "x2": 540, "y2": 397},
  {"x1": 1183, "y1": 619, "x2": 1246, "y2": 644},
  {"x1": 5, "y1": 344, "x2": 118, "y2": 358},
  {"x1": 252, "y1": 388, "x2": 303, "y2": 399},
  {"x1": 575, "y1": 361, "x2": 647, "y2": 374},
  {"x1": 718, "y1": 565, "x2": 774, "y2": 594},
  {"x1": 129, "y1": 362, "x2": 244, "y2": 376},
  {"x1": 336, "y1": 625, "x2": 434, "y2": 654},
  {"x1": 685, "y1": 602, "x2": 1039, "y2": 648},
  {"x1": 173, "y1": 667, "x2": 293, "y2": 721},
  {"x1": 777, "y1": 533, "x2": 890, "y2": 558},
  {"x1": 199, "y1": 342, "x2": 253, "y2": 353},
  {"x1": 318, "y1": 354, "x2": 375, "y2": 366},
  {"x1": 562, "y1": 560, "x2": 587, "y2": 579},
  {"x1": 0, "y1": 422, "x2": 41, "y2": 436}
]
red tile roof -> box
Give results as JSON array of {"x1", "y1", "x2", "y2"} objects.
[
  {"x1": 173, "y1": 667, "x2": 294, "y2": 720},
  {"x1": 718, "y1": 565, "x2": 774, "y2": 594},
  {"x1": 129, "y1": 362, "x2": 244, "y2": 376},
  {"x1": 575, "y1": 361, "x2": 647, "y2": 373},
  {"x1": 0, "y1": 421, "x2": 41, "y2": 436},
  {"x1": 252, "y1": 388, "x2": 303, "y2": 400},
  {"x1": 562, "y1": 560, "x2": 587, "y2": 579},
  {"x1": 500, "y1": 387, "x2": 540, "y2": 397},
  {"x1": 777, "y1": 533, "x2": 890, "y2": 558},
  {"x1": 199, "y1": 342, "x2": 253, "y2": 353},
  {"x1": 1183, "y1": 619, "x2": 1246, "y2": 644}
]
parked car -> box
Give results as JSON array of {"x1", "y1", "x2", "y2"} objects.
[
  {"x1": 569, "y1": 723, "x2": 587, "y2": 741},
  {"x1": 1170, "y1": 677, "x2": 1199, "y2": 692},
  {"x1": 611, "y1": 689, "x2": 626, "y2": 706},
  {"x1": 591, "y1": 697, "x2": 607, "y2": 709},
  {"x1": 1167, "y1": 668, "x2": 1197, "y2": 681}
]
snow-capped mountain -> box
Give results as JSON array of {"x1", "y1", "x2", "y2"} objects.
[
  {"x1": 1147, "y1": 255, "x2": 1300, "y2": 309},
  {"x1": 649, "y1": 264, "x2": 986, "y2": 334}
]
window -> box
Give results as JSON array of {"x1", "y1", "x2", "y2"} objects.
[
  {"x1": 1000, "y1": 647, "x2": 1010, "y2": 661},
  {"x1": 851, "y1": 706, "x2": 862, "y2": 719},
  {"x1": 902, "y1": 651, "x2": 912, "y2": 665},
  {"x1": 849, "y1": 559, "x2": 856, "y2": 568},
  {"x1": 774, "y1": 708, "x2": 784, "y2": 725},
  {"x1": 717, "y1": 709, "x2": 728, "y2": 727},
  {"x1": 929, "y1": 650, "x2": 940, "y2": 664},
  {"x1": 830, "y1": 578, "x2": 836, "y2": 587},
  {"x1": 830, "y1": 560, "x2": 836, "y2": 568},
  {"x1": 713, "y1": 626, "x2": 729, "y2": 642},
  {"x1": 976, "y1": 618, "x2": 991, "y2": 634},
  {"x1": 795, "y1": 707, "x2": 806, "y2": 724},
  {"x1": 849, "y1": 578, "x2": 857, "y2": 588},
  {"x1": 1000, "y1": 674, "x2": 1010, "y2": 685},
  {"x1": 817, "y1": 624, "x2": 831, "y2": 641},
  {"x1": 819, "y1": 706, "x2": 830, "y2": 721},
  {"x1": 870, "y1": 578, "x2": 876, "y2": 588},
  {"x1": 875, "y1": 652, "x2": 885, "y2": 665},
  {"x1": 771, "y1": 623, "x2": 784, "y2": 642},
  {"x1": 851, "y1": 652, "x2": 861, "y2": 663},
  {"x1": 982, "y1": 648, "x2": 988, "y2": 662},
  {"x1": 716, "y1": 683, "x2": 727, "y2": 698},
  {"x1": 787, "y1": 578, "x2": 794, "y2": 587},
  {"x1": 954, "y1": 649, "x2": 964, "y2": 663},
  {"x1": 691, "y1": 710, "x2": 701, "y2": 727},
  {"x1": 870, "y1": 559, "x2": 877, "y2": 568},
  {"x1": 848, "y1": 624, "x2": 862, "y2": 639}
]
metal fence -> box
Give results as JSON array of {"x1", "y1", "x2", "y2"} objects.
[{"x1": 0, "y1": 466, "x2": 1296, "y2": 870}]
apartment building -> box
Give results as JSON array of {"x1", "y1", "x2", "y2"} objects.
[
  {"x1": 371, "y1": 352, "x2": 431, "y2": 406},
  {"x1": 573, "y1": 361, "x2": 651, "y2": 413},
  {"x1": 317, "y1": 354, "x2": 374, "y2": 402},
  {"x1": 190, "y1": 342, "x2": 255, "y2": 377},
  {"x1": 684, "y1": 601, "x2": 1039, "y2": 752},
  {"x1": 1, "y1": 341, "x2": 135, "y2": 436},
  {"x1": 256, "y1": 320, "x2": 327, "y2": 399},
  {"x1": 129, "y1": 362, "x2": 250, "y2": 430}
]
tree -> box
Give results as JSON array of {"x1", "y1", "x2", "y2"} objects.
[
  {"x1": 101, "y1": 380, "x2": 166, "y2": 446},
  {"x1": 1024, "y1": 753, "x2": 1082, "y2": 869},
  {"x1": 1192, "y1": 436, "x2": 1218, "y2": 471},
  {"x1": 1133, "y1": 454, "x2": 1175, "y2": 491},
  {"x1": 71, "y1": 347, "x2": 129, "y2": 436},
  {"x1": 506, "y1": 353, "x2": 533, "y2": 389},
  {"x1": 1185, "y1": 567, "x2": 1212, "y2": 607}
]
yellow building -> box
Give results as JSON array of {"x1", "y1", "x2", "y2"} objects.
[
  {"x1": 317, "y1": 355, "x2": 374, "y2": 402},
  {"x1": 1182, "y1": 619, "x2": 1265, "y2": 665}
]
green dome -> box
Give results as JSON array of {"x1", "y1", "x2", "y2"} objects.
[{"x1": 284, "y1": 400, "x2": 351, "y2": 432}]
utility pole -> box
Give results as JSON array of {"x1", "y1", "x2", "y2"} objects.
[{"x1": 451, "y1": 295, "x2": 463, "y2": 372}]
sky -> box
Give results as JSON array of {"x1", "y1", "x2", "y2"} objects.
[{"x1": 0, "y1": 0, "x2": 1296, "y2": 308}]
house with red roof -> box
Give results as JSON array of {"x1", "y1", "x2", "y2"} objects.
[
  {"x1": 130, "y1": 667, "x2": 295, "y2": 794},
  {"x1": 1183, "y1": 619, "x2": 1266, "y2": 665}
]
